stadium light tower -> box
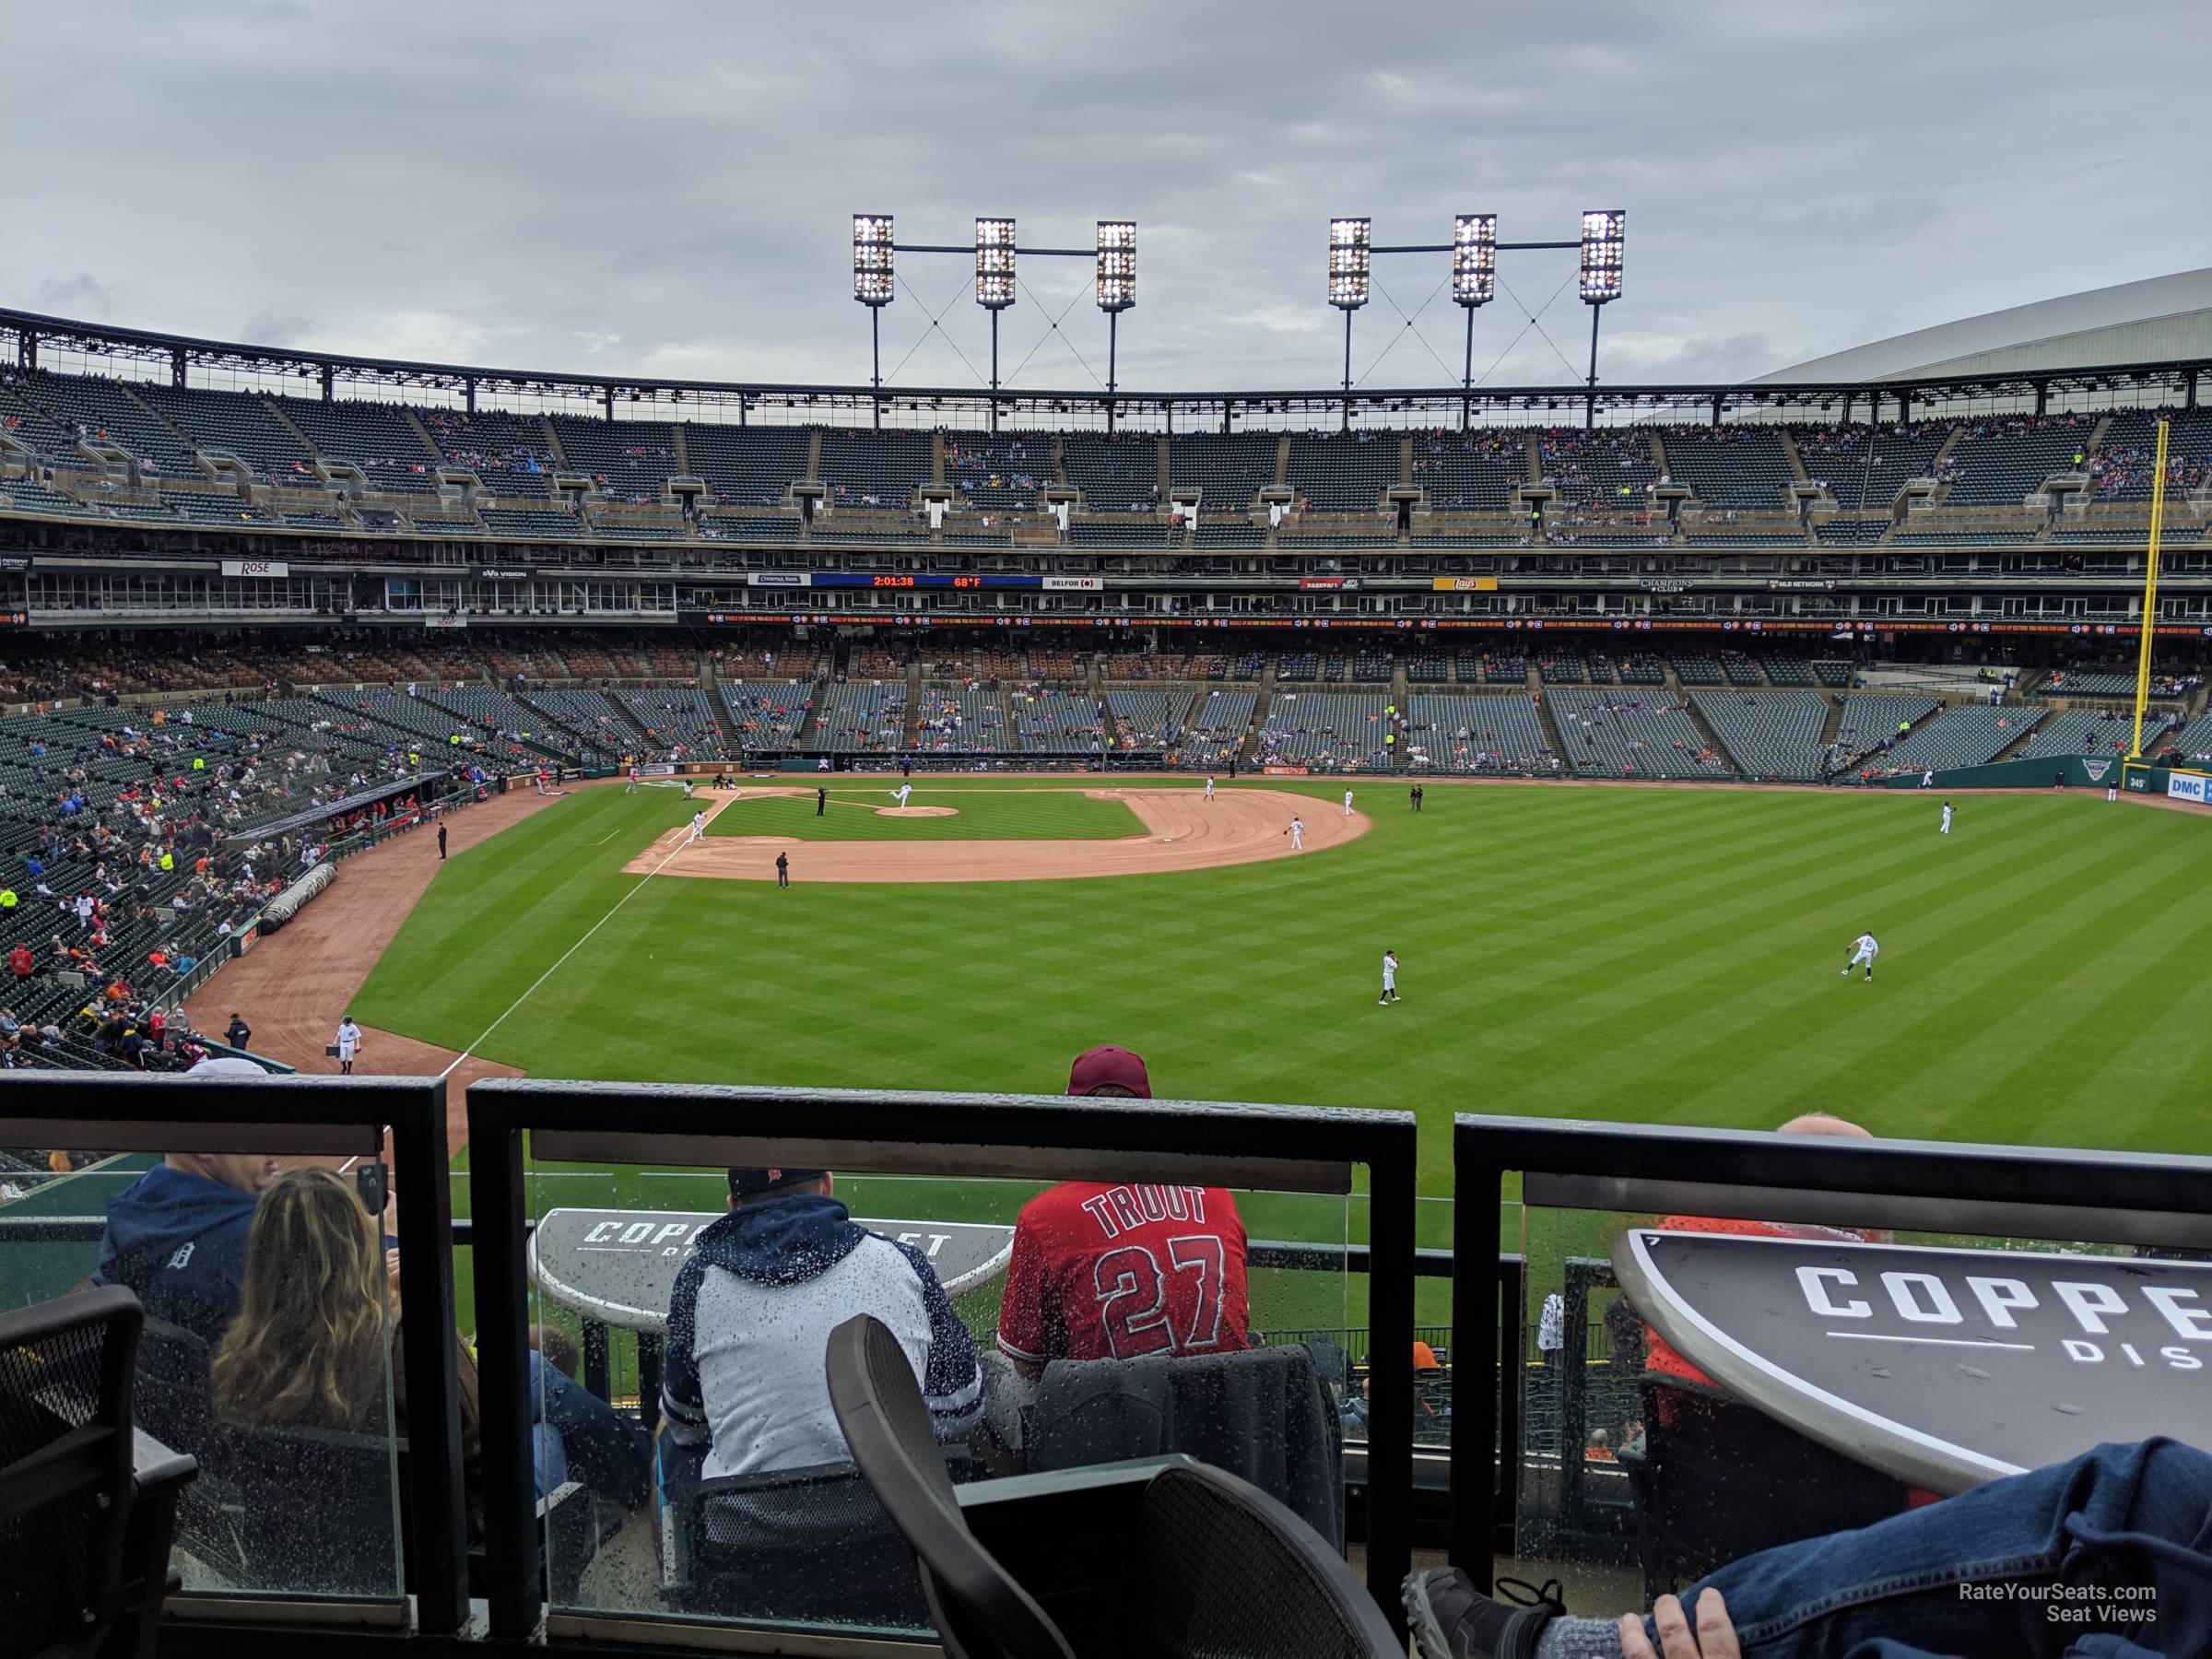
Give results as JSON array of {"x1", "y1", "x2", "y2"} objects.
[
  {"x1": 1578, "y1": 209, "x2": 1625, "y2": 429},
  {"x1": 1453, "y1": 214, "x2": 1497, "y2": 429},
  {"x1": 976, "y1": 218, "x2": 1017, "y2": 422},
  {"x1": 853, "y1": 214, "x2": 895, "y2": 429},
  {"x1": 1329, "y1": 218, "x2": 1371, "y2": 428},
  {"x1": 1097, "y1": 220, "x2": 1135, "y2": 410}
]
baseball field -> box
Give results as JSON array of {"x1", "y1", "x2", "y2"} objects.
[{"x1": 176, "y1": 773, "x2": 2212, "y2": 1344}]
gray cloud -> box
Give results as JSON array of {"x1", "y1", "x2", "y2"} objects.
[{"x1": 4, "y1": 0, "x2": 2208, "y2": 396}]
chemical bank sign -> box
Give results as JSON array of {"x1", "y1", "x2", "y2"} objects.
[{"x1": 1613, "y1": 1230, "x2": 2212, "y2": 1494}]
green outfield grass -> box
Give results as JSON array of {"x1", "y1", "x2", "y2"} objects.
[
  {"x1": 702, "y1": 784, "x2": 1146, "y2": 841},
  {"x1": 338, "y1": 777, "x2": 2212, "y2": 1353}
]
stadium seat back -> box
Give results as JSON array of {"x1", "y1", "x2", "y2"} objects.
[
  {"x1": 1134, "y1": 1462, "x2": 1398, "y2": 1657},
  {"x1": 826, "y1": 1313, "x2": 1072, "y2": 1659},
  {"x1": 683, "y1": 1459, "x2": 930, "y2": 1629},
  {"x1": 206, "y1": 1418, "x2": 403, "y2": 1597},
  {"x1": 0, "y1": 1285, "x2": 142, "y2": 1659}
]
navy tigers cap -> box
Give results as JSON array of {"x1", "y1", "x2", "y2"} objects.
[{"x1": 728, "y1": 1167, "x2": 826, "y2": 1200}]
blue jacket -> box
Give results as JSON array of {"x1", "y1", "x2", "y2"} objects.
[{"x1": 90, "y1": 1165, "x2": 257, "y2": 1347}]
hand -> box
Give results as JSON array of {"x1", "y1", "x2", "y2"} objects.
[{"x1": 1621, "y1": 1590, "x2": 1740, "y2": 1659}]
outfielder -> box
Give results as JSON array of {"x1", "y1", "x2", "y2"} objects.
[
  {"x1": 1940, "y1": 800, "x2": 1954, "y2": 836},
  {"x1": 1205, "y1": 775, "x2": 1216, "y2": 803},
  {"x1": 1342, "y1": 788, "x2": 1354, "y2": 818},
  {"x1": 1379, "y1": 949, "x2": 1400, "y2": 1006},
  {"x1": 1283, "y1": 816, "x2": 1304, "y2": 852},
  {"x1": 1843, "y1": 932, "x2": 1879, "y2": 982},
  {"x1": 687, "y1": 809, "x2": 706, "y2": 845}
]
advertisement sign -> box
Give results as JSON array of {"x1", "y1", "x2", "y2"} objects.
[
  {"x1": 1432, "y1": 576, "x2": 1499, "y2": 592},
  {"x1": 1041, "y1": 575, "x2": 1103, "y2": 592},
  {"x1": 221, "y1": 559, "x2": 289, "y2": 578},
  {"x1": 1615, "y1": 1229, "x2": 2212, "y2": 1496},
  {"x1": 477, "y1": 567, "x2": 530, "y2": 581},
  {"x1": 747, "y1": 572, "x2": 814, "y2": 588},
  {"x1": 527, "y1": 1207, "x2": 1012, "y2": 1331},
  {"x1": 1260, "y1": 765, "x2": 1311, "y2": 776},
  {"x1": 1299, "y1": 576, "x2": 1359, "y2": 592},
  {"x1": 424, "y1": 616, "x2": 468, "y2": 629},
  {"x1": 2170, "y1": 771, "x2": 2211, "y2": 805}
]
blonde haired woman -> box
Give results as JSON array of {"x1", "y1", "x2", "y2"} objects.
[{"x1": 210, "y1": 1167, "x2": 486, "y2": 1534}]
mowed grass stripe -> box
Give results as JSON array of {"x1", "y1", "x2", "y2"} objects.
[{"x1": 349, "y1": 784, "x2": 2212, "y2": 1194}]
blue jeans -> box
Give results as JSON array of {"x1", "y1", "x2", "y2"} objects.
[
  {"x1": 1655, "y1": 1440, "x2": 2212, "y2": 1659},
  {"x1": 532, "y1": 1352, "x2": 653, "y2": 1508}
]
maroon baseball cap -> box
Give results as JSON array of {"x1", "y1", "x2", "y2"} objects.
[{"x1": 1067, "y1": 1045, "x2": 1151, "y2": 1099}]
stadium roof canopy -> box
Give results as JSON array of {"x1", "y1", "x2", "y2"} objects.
[{"x1": 1758, "y1": 269, "x2": 2212, "y2": 385}]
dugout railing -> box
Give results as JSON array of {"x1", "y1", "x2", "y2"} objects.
[{"x1": 1448, "y1": 1114, "x2": 2212, "y2": 1598}]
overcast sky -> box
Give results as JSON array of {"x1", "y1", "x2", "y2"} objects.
[{"x1": 7, "y1": 0, "x2": 2209, "y2": 399}]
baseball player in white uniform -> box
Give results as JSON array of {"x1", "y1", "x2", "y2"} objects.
[
  {"x1": 891, "y1": 782, "x2": 913, "y2": 809},
  {"x1": 1843, "y1": 933, "x2": 1879, "y2": 981},
  {"x1": 1204, "y1": 776, "x2": 1216, "y2": 803},
  {"x1": 1342, "y1": 789, "x2": 1355, "y2": 818},
  {"x1": 687, "y1": 810, "x2": 706, "y2": 845},
  {"x1": 1284, "y1": 817, "x2": 1304, "y2": 852},
  {"x1": 335, "y1": 1016, "x2": 361, "y2": 1076},
  {"x1": 1379, "y1": 949, "x2": 1400, "y2": 1006},
  {"x1": 1940, "y1": 800, "x2": 1953, "y2": 835}
]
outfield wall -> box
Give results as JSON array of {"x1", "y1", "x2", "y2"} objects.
[{"x1": 1879, "y1": 754, "x2": 2126, "y2": 791}]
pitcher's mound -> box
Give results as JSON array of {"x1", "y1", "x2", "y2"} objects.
[{"x1": 877, "y1": 805, "x2": 959, "y2": 818}]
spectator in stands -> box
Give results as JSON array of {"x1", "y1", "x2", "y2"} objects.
[
  {"x1": 7, "y1": 941, "x2": 32, "y2": 980},
  {"x1": 1406, "y1": 1437, "x2": 2209, "y2": 1659},
  {"x1": 994, "y1": 1046, "x2": 1252, "y2": 1376},
  {"x1": 209, "y1": 1167, "x2": 489, "y2": 1536},
  {"x1": 659, "y1": 1165, "x2": 982, "y2": 1483},
  {"x1": 89, "y1": 1057, "x2": 280, "y2": 1345}
]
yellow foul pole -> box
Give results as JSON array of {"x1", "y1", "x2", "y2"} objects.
[{"x1": 2130, "y1": 417, "x2": 2171, "y2": 760}]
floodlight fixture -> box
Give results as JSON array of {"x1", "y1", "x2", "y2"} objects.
[
  {"x1": 853, "y1": 214, "x2": 895, "y2": 306},
  {"x1": 1452, "y1": 214, "x2": 1497, "y2": 308},
  {"x1": 1096, "y1": 220, "x2": 1136, "y2": 313},
  {"x1": 976, "y1": 218, "x2": 1018, "y2": 310},
  {"x1": 1328, "y1": 218, "x2": 1371, "y2": 310},
  {"x1": 1579, "y1": 209, "x2": 1625, "y2": 304}
]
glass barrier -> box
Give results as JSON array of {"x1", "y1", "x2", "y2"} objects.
[
  {"x1": 515, "y1": 1145, "x2": 1357, "y2": 1636},
  {"x1": 1506, "y1": 1194, "x2": 2212, "y2": 1618},
  {"x1": 0, "y1": 1145, "x2": 406, "y2": 1606}
]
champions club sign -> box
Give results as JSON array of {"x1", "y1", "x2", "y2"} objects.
[{"x1": 1613, "y1": 1230, "x2": 2212, "y2": 1494}]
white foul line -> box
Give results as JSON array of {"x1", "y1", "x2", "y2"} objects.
[{"x1": 438, "y1": 824, "x2": 697, "y2": 1079}]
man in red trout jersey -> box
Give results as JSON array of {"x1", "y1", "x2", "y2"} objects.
[{"x1": 994, "y1": 1046, "x2": 1252, "y2": 1376}]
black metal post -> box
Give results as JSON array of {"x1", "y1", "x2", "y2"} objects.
[
  {"x1": 870, "y1": 308, "x2": 882, "y2": 433},
  {"x1": 392, "y1": 1084, "x2": 470, "y2": 1636},
  {"x1": 1365, "y1": 1129, "x2": 1418, "y2": 1641},
  {"x1": 991, "y1": 311, "x2": 1001, "y2": 435},
  {"x1": 1449, "y1": 1126, "x2": 1502, "y2": 1574},
  {"x1": 1342, "y1": 310, "x2": 1354, "y2": 432},
  {"x1": 1495, "y1": 1253, "x2": 1525, "y2": 1554},
  {"x1": 1463, "y1": 307, "x2": 1476, "y2": 432},
  {"x1": 467, "y1": 1089, "x2": 541, "y2": 1641},
  {"x1": 1583, "y1": 303, "x2": 1602, "y2": 430}
]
